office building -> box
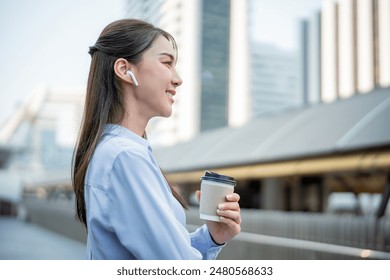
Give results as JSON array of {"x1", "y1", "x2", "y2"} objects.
[
  {"x1": 300, "y1": 11, "x2": 322, "y2": 105},
  {"x1": 321, "y1": 0, "x2": 390, "y2": 102},
  {"x1": 250, "y1": 43, "x2": 300, "y2": 117},
  {"x1": 199, "y1": 0, "x2": 231, "y2": 130}
]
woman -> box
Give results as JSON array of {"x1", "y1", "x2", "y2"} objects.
[{"x1": 72, "y1": 19, "x2": 241, "y2": 260}]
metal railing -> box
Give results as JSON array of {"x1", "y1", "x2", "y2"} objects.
[
  {"x1": 19, "y1": 187, "x2": 390, "y2": 260},
  {"x1": 186, "y1": 208, "x2": 390, "y2": 259}
]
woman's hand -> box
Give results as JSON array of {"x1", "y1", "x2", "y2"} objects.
[{"x1": 196, "y1": 190, "x2": 241, "y2": 245}]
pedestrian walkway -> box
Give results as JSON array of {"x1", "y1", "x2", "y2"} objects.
[{"x1": 0, "y1": 217, "x2": 86, "y2": 260}]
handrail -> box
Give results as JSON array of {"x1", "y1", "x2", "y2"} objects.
[{"x1": 187, "y1": 224, "x2": 390, "y2": 259}]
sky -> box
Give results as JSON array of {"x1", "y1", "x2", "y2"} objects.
[
  {"x1": 251, "y1": 0, "x2": 322, "y2": 50},
  {"x1": 0, "y1": 0, "x2": 125, "y2": 124},
  {"x1": 0, "y1": 0, "x2": 321, "y2": 126}
]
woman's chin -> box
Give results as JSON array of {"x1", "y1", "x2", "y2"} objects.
[{"x1": 161, "y1": 108, "x2": 173, "y2": 118}]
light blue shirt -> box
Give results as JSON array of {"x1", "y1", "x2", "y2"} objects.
[{"x1": 84, "y1": 124, "x2": 223, "y2": 259}]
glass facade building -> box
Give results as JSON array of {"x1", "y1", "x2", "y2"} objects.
[
  {"x1": 251, "y1": 44, "x2": 300, "y2": 117},
  {"x1": 200, "y1": 0, "x2": 230, "y2": 131}
]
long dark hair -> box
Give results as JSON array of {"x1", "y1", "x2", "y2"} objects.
[{"x1": 72, "y1": 19, "x2": 186, "y2": 228}]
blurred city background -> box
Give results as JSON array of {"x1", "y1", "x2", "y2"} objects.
[{"x1": 0, "y1": 0, "x2": 389, "y2": 260}]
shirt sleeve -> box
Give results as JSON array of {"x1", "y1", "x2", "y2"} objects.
[
  {"x1": 190, "y1": 224, "x2": 224, "y2": 259},
  {"x1": 107, "y1": 149, "x2": 220, "y2": 260}
]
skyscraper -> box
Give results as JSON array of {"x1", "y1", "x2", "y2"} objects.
[
  {"x1": 200, "y1": 0, "x2": 231, "y2": 131},
  {"x1": 250, "y1": 43, "x2": 300, "y2": 117},
  {"x1": 299, "y1": 11, "x2": 321, "y2": 105},
  {"x1": 321, "y1": 0, "x2": 390, "y2": 102}
]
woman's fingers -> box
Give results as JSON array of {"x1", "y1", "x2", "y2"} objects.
[
  {"x1": 216, "y1": 192, "x2": 241, "y2": 224},
  {"x1": 218, "y1": 202, "x2": 240, "y2": 212},
  {"x1": 219, "y1": 193, "x2": 240, "y2": 211},
  {"x1": 226, "y1": 193, "x2": 240, "y2": 202},
  {"x1": 217, "y1": 209, "x2": 241, "y2": 224}
]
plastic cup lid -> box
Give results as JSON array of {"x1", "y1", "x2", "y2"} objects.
[{"x1": 201, "y1": 170, "x2": 236, "y2": 186}]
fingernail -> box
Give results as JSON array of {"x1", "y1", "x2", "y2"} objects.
[
  {"x1": 218, "y1": 204, "x2": 224, "y2": 210},
  {"x1": 226, "y1": 194, "x2": 233, "y2": 200}
]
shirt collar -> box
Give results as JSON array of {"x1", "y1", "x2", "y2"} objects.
[{"x1": 103, "y1": 124, "x2": 152, "y2": 151}]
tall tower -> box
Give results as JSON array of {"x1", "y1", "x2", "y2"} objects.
[
  {"x1": 228, "y1": 0, "x2": 250, "y2": 127},
  {"x1": 250, "y1": 44, "x2": 300, "y2": 117},
  {"x1": 300, "y1": 11, "x2": 322, "y2": 105},
  {"x1": 321, "y1": 0, "x2": 390, "y2": 102},
  {"x1": 199, "y1": 0, "x2": 231, "y2": 131}
]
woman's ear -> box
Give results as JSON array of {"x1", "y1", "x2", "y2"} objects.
[{"x1": 114, "y1": 58, "x2": 137, "y2": 86}]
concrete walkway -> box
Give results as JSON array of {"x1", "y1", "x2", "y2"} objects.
[{"x1": 0, "y1": 217, "x2": 86, "y2": 260}]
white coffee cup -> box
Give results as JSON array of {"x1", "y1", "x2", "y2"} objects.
[{"x1": 199, "y1": 171, "x2": 236, "y2": 222}]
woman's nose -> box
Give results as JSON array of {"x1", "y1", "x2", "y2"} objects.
[{"x1": 172, "y1": 68, "x2": 183, "y2": 87}]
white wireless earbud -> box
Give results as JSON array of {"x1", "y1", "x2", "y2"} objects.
[{"x1": 126, "y1": 70, "x2": 139, "y2": 86}]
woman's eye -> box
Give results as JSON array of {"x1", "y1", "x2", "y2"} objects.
[{"x1": 163, "y1": 61, "x2": 173, "y2": 66}]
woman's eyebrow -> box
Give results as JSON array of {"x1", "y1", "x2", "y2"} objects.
[{"x1": 158, "y1": 52, "x2": 175, "y2": 60}]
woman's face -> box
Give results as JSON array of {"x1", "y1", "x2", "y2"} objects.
[{"x1": 134, "y1": 35, "x2": 182, "y2": 119}]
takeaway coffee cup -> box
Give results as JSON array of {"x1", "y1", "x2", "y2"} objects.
[{"x1": 199, "y1": 170, "x2": 236, "y2": 222}]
